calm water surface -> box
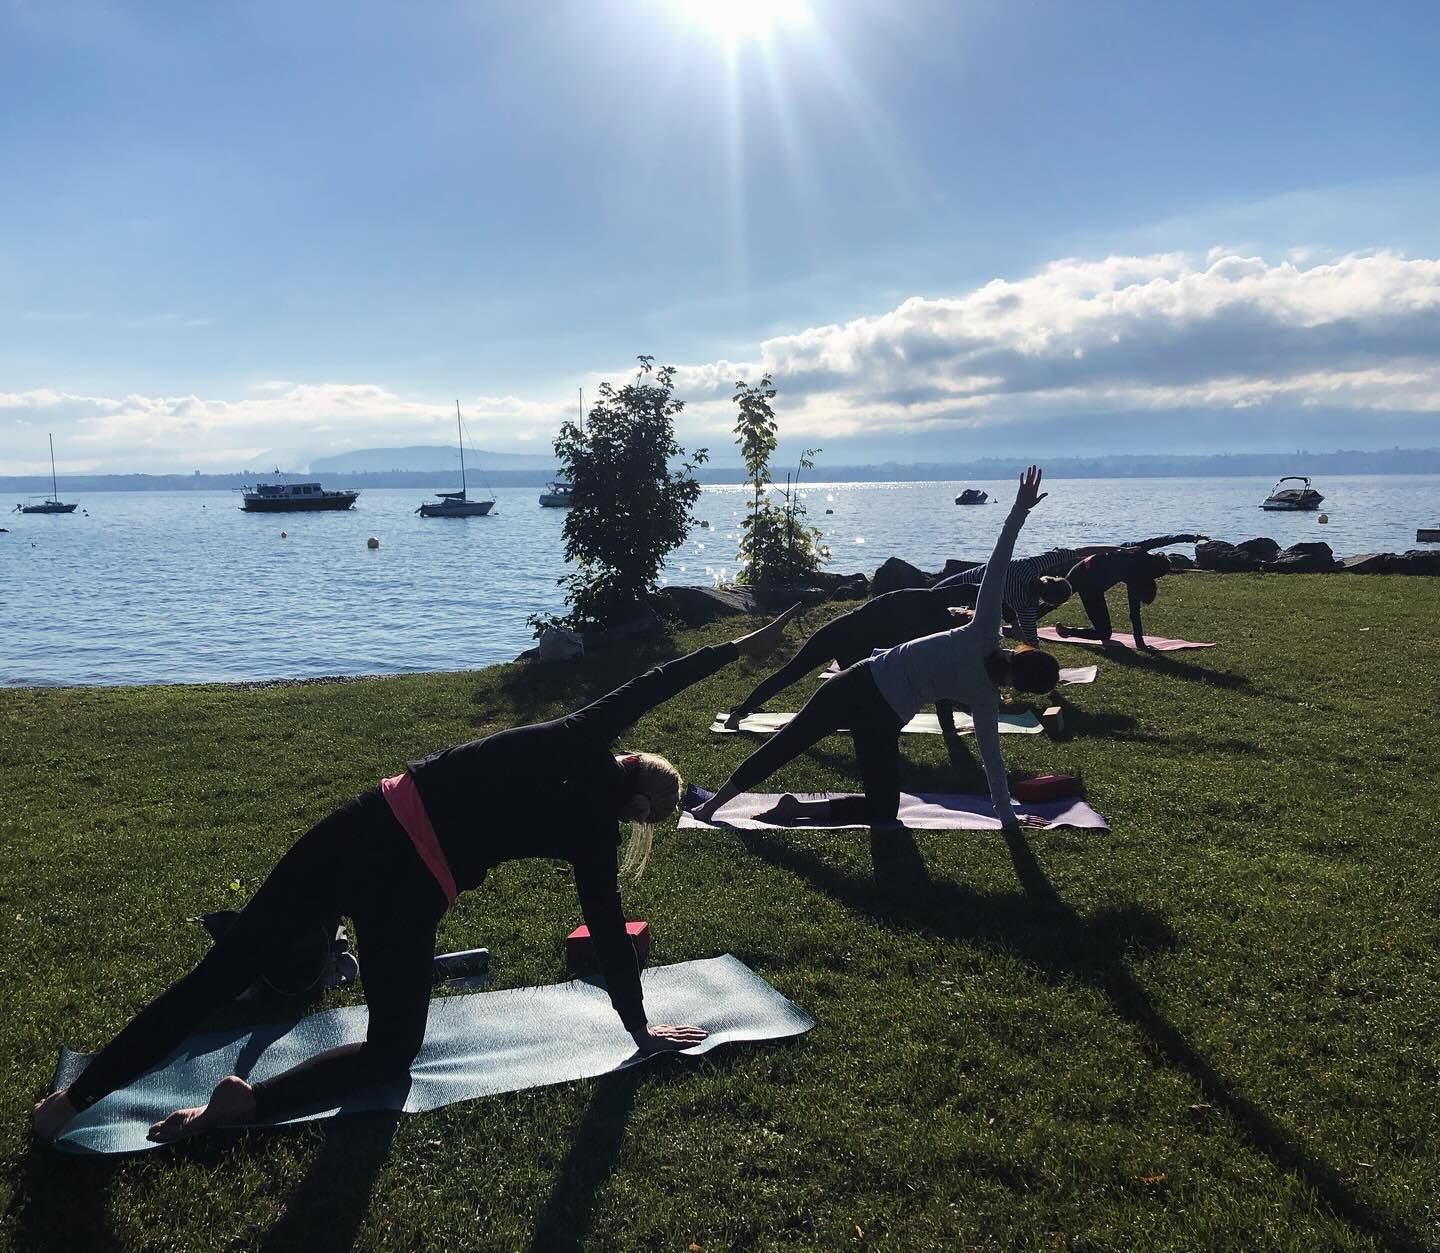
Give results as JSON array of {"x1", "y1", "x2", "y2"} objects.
[{"x1": 3, "y1": 475, "x2": 1435, "y2": 686}]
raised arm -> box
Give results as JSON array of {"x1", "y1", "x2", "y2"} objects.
[
  {"x1": 973, "y1": 466, "x2": 1046, "y2": 636},
  {"x1": 569, "y1": 605, "x2": 801, "y2": 742}
]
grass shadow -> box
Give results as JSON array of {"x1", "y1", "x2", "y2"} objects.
[
  {"x1": 6, "y1": 1147, "x2": 126, "y2": 1253},
  {"x1": 526, "y1": 1067, "x2": 645, "y2": 1252},
  {"x1": 1091, "y1": 646, "x2": 1254, "y2": 691},
  {"x1": 734, "y1": 827, "x2": 1427, "y2": 1253},
  {"x1": 255, "y1": 1112, "x2": 401, "y2": 1253}
]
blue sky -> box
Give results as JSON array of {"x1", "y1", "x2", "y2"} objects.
[{"x1": 3, "y1": 0, "x2": 1439, "y2": 472}]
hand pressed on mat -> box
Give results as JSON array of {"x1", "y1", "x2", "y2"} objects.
[{"x1": 633, "y1": 1024, "x2": 709, "y2": 1053}]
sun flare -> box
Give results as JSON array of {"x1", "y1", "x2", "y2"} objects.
[{"x1": 673, "y1": 0, "x2": 811, "y2": 42}]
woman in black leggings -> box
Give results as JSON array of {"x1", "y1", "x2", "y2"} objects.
[
  {"x1": 694, "y1": 469, "x2": 1060, "y2": 833},
  {"x1": 1055, "y1": 535, "x2": 1205, "y2": 649},
  {"x1": 32, "y1": 607, "x2": 798, "y2": 1145}
]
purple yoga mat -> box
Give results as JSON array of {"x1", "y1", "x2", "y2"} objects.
[
  {"x1": 679, "y1": 791, "x2": 1110, "y2": 832},
  {"x1": 821, "y1": 661, "x2": 1097, "y2": 684},
  {"x1": 1036, "y1": 628, "x2": 1215, "y2": 652}
]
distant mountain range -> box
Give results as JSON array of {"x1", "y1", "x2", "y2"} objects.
[
  {"x1": 308, "y1": 444, "x2": 558, "y2": 473},
  {"x1": 2, "y1": 446, "x2": 1436, "y2": 494}
]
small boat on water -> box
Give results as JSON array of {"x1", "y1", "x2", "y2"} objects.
[
  {"x1": 1260, "y1": 476, "x2": 1324, "y2": 512},
  {"x1": 538, "y1": 481, "x2": 573, "y2": 508},
  {"x1": 954, "y1": 488, "x2": 988, "y2": 506},
  {"x1": 241, "y1": 475, "x2": 359, "y2": 512},
  {"x1": 417, "y1": 402, "x2": 495, "y2": 517},
  {"x1": 14, "y1": 434, "x2": 78, "y2": 514}
]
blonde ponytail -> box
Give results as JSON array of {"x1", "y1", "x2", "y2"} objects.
[{"x1": 617, "y1": 753, "x2": 683, "y2": 880}]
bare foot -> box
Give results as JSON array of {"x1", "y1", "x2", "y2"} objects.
[
  {"x1": 693, "y1": 800, "x2": 721, "y2": 823},
  {"x1": 147, "y1": 1075, "x2": 256, "y2": 1144},
  {"x1": 723, "y1": 710, "x2": 743, "y2": 731},
  {"x1": 32, "y1": 1090, "x2": 78, "y2": 1141}
]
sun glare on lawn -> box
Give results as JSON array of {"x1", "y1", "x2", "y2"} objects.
[{"x1": 673, "y1": 0, "x2": 812, "y2": 43}]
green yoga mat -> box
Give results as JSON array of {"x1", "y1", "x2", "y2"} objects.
[
  {"x1": 49, "y1": 955, "x2": 813, "y2": 1155},
  {"x1": 710, "y1": 709, "x2": 1044, "y2": 735}
]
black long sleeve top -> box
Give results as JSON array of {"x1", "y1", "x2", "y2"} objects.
[
  {"x1": 406, "y1": 641, "x2": 740, "y2": 1032},
  {"x1": 825, "y1": 588, "x2": 963, "y2": 667},
  {"x1": 1068, "y1": 534, "x2": 1203, "y2": 639}
]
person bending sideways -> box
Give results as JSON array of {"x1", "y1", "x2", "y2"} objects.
[
  {"x1": 693, "y1": 468, "x2": 1060, "y2": 835},
  {"x1": 723, "y1": 581, "x2": 1034, "y2": 735},
  {"x1": 1053, "y1": 534, "x2": 1207, "y2": 651},
  {"x1": 32, "y1": 606, "x2": 800, "y2": 1146}
]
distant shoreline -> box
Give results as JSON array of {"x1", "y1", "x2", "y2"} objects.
[{"x1": 4, "y1": 447, "x2": 1439, "y2": 493}]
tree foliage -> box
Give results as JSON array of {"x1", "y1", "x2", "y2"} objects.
[
  {"x1": 545, "y1": 357, "x2": 708, "y2": 630},
  {"x1": 732, "y1": 374, "x2": 825, "y2": 586}
]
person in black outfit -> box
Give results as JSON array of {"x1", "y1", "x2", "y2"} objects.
[
  {"x1": 1053, "y1": 534, "x2": 1206, "y2": 650},
  {"x1": 723, "y1": 585, "x2": 993, "y2": 734},
  {"x1": 32, "y1": 607, "x2": 799, "y2": 1145}
]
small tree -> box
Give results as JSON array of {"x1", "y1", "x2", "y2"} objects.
[
  {"x1": 544, "y1": 357, "x2": 708, "y2": 630},
  {"x1": 732, "y1": 374, "x2": 824, "y2": 585}
]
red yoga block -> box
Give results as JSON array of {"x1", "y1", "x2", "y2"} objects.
[
  {"x1": 566, "y1": 920, "x2": 651, "y2": 967},
  {"x1": 1014, "y1": 774, "x2": 1080, "y2": 803}
]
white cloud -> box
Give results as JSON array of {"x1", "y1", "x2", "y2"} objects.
[
  {"x1": 6, "y1": 248, "x2": 1439, "y2": 472},
  {"x1": 669, "y1": 249, "x2": 1440, "y2": 435},
  {"x1": 0, "y1": 384, "x2": 572, "y2": 473}
]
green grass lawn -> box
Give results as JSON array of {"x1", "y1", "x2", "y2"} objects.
[{"x1": 2, "y1": 573, "x2": 1438, "y2": 1251}]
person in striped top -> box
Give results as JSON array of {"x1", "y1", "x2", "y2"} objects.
[{"x1": 931, "y1": 549, "x2": 1078, "y2": 645}]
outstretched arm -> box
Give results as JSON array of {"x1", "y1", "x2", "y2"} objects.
[
  {"x1": 973, "y1": 466, "x2": 1046, "y2": 636},
  {"x1": 570, "y1": 605, "x2": 801, "y2": 741},
  {"x1": 1127, "y1": 533, "x2": 1207, "y2": 552}
]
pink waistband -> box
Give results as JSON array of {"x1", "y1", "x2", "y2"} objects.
[{"x1": 380, "y1": 772, "x2": 458, "y2": 907}]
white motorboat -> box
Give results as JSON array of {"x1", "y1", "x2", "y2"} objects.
[
  {"x1": 538, "y1": 481, "x2": 573, "y2": 508},
  {"x1": 1260, "y1": 476, "x2": 1324, "y2": 511}
]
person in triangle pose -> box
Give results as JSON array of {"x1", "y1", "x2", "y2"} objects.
[{"x1": 693, "y1": 467, "x2": 1059, "y2": 833}]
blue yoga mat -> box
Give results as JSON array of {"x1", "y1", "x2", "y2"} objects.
[{"x1": 50, "y1": 955, "x2": 813, "y2": 1155}]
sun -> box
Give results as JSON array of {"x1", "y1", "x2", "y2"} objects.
[{"x1": 672, "y1": 0, "x2": 811, "y2": 43}]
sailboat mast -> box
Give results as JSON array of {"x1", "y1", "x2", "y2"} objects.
[
  {"x1": 456, "y1": 400, "x2": 467, "y2": 498},
  {"x1": 49, "y1": 433, "x2": 58, "y2": 499}
]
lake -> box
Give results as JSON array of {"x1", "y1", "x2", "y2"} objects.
[{"x1": 3, "y1": 475, "x2": 1436, "y2": 686}]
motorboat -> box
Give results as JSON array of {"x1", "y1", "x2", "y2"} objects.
[
  {"x1": 1260, "y1": 476, "x2": 1324, "y2": 511},
  {"x1": 14, "y1": 433, "x2": 78, "y2": 514},
  {"x1": 241, "y1": 476, "x2": 359, "y2": 511},
  {"x1": 538, "y1": 481, "x2": 573, "y2": 508},
  {"x1": 417, "y1": 402, "x2": 495, "y2": 518},
  {"x1": 954, "y1": 488, "x2": 988, "y2": 505}
]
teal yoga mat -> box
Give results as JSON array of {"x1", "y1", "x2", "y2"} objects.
[{"x1": 49, "y1": 955, "x2": 813, "y2": 1155}]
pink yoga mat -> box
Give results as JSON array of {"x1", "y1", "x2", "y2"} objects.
[
  {"x1": 679, "y1": 791, "x2": 1109, "y2": 832},
  {"x1": 1036, "y1": 628, "x2": 1215, "y2": 652}
]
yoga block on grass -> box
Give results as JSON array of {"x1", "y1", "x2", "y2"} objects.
[
  {"x1": 566, "y1": 921, "x2": 651, "y2": 967},
  {"x1": 1041, "y1": 705, "x2": 1066, "y2": 737},
  {"x1": 1015, "y1": 774, "x2": 1080, "y2": 803}
]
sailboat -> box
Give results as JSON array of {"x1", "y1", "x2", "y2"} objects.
[
  {"x1": 14, "y1": 434, "x2": 78, "y2": 514},
  {"x1": 417, "y1": 401, "x2": 495, "y2": 517}
]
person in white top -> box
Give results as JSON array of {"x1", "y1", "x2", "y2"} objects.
[{"x1": 692, "y1": 467, "x2": 1059, "y2": 834}]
